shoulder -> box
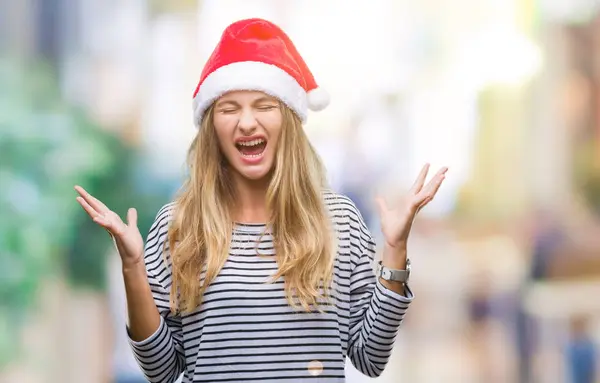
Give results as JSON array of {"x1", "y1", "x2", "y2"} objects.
[
  {"x1": 145, "y1": 202, "x2": 176, "y2": 251},
  {"x1": 155, "y1": 201, "x2": 177, "y2": 221},
  {"x1": 323, "y1": 190, "x2": 376, "y2": 256},
  {"x1": 143, "y1": 203, "x2": 177, "y2": 274},
  {"x1": 322, "y1": 189, "x2": 367, "y2": 227},
  {"x1": 150, "y1": 202, "x2": 177, "y2": 229}
]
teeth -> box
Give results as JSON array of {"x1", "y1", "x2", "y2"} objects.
[{"x1": 237, "y1": 139, "x2": 265, "y2": 147}]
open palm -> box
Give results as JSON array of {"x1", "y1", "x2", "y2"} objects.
[
  {"x1": 74, "y1": 185, "x2": 144, "y2": 268},
  {"x1": 375, "y1": 164, "x2": 447, "y2": 248}
]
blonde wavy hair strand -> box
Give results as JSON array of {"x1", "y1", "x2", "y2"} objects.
[{"x1": 167, "y1": 104, "x2": 335, "y2": 314}]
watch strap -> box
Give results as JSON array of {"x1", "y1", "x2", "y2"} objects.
[{"x1": 377, "y1": 260, "x2": 410, "y2": 283}]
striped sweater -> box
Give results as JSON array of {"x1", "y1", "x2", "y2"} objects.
[{"x1": 128, "y1": 192, "x2": 413, "y2": 382}]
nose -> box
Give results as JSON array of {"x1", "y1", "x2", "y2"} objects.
[{"x1": 237, "y1": 108, "x2": 258, "y2": 135}]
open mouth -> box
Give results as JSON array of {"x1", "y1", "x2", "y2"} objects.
[{"x1": 235, "y1": 138, "x2": 267, "y2": 158}]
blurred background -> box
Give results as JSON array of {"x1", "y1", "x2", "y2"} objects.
[{"x1": 1, "y1": 0, "x2": 600, "y2": 382}]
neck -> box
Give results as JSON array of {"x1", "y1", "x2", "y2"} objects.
[{"x1": 231, "y1": 171, "x2": 271, "y2": 224}]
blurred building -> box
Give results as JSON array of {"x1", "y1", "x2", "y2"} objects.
[{"x1": 2, "y1": 1, "x2": 600, "y2": 382}]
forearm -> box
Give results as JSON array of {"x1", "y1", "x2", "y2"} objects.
[
  {"x1": 348, "y1": 279, "x2": 413, "y2": 377},
  {"x1": 123, "y1": 263, "x2": 161, "y2": 342},
  {"x1": 124, "y1": 262, "x2": 184, "y2": 383},
  {"x1": 380, "y1": 244, "x2": 407, "y2": 295}
]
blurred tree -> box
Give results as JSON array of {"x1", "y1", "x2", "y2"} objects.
[
  {"x1": 0, "y1": 58, "x2": 169, "y2": 368},
  {"x1": 574, "y1": 140, "x2": 600, "y2": 215},
  {"x1": 0, "y1": 59, "x2": 113, "y2": 366},
  {"x1": 149, "y1": 0, "x2": 198, "y2": 15}
]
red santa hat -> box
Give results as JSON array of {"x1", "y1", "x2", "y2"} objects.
[{"x1": 192, "y1": 18, "x2": 329, "y2": 128}]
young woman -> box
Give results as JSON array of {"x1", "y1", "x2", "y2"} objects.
[{"x1": 76, "y1": 18, "x2": 446, "y2": 382}]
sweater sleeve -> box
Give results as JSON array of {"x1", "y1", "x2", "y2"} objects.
[
  {"x1": 127, "y1": 203, "x2": 185, "y2": 383},
  {"x1": 346, "y1": 202, "x2": 414, "y2": 378}
]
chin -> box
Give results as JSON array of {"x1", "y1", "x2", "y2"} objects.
[{"x1": 235, "y1": 164, "x2": 273, "y2": 182}]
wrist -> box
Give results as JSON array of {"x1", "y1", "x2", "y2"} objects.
[
  {"x1": 122, "y1": 259, "x2": 146, "y2": 276},
  {"x1": 384, "y1": 239, "x2": 407, "y2": 250},
  {"x1": 382, "y1": 243, "x2": 407, "y2": 270},
  {"x1": 377, "y1": 258, "x2": 410, "y2": 295}
]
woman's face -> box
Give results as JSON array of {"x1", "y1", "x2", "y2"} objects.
[{"x1": 213, "y1": 90, "x2": 283, "y2": 181}]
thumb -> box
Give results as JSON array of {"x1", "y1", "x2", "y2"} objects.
[
  {"x1": 126, "y1": 208, "x2": 138, "y2": 228},
  {"x1": 374, "y1": 196, "x2": 387, "y2": 217}
]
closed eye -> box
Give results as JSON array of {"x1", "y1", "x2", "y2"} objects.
[{"x1": 257, "y1": 105, "x2": 277, "y2": 111}]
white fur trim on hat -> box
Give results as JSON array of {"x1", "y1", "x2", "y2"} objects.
[{"x1": 193, "y1": 61, "x2": 308, "y2": 127}]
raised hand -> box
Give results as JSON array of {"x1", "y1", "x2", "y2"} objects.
[
  {"x1": 375, "y1": 163, "x2": 447, "y2": 249},
  {"x1": 74, "y1": 185, "x2": 144, "y2": 269}
]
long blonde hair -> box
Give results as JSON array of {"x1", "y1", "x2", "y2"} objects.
[{"x1": 167, "y1": 104, "x2": 335, "y2": 314}]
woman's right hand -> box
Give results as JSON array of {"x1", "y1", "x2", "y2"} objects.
[{"x1": 75, "y1": 185, "x2": 144, "y2": 270}]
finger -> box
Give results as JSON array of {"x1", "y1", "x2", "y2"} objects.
[
  {"x1": 126, "y1": 208, "x2": 138, "y2": 228},
  {"x1": 105, "y1": 211, "x2": 128, "y2": 236},
  {"x1": 94, "y1": 214, "x2": 127, "y2": 238},
  {"x1": 76, "y1": 196, "x2": 101, "y2": 219},
  {"x1": 430, "y1": 172, "x2": 446, "y2": 196},
  {"x1": 92, "y1": 214, "x2": 112, "y2": 229},
  {"x1": 374, "y1": 196, "x2": 387, "y2": 216},
  {"x1": 415, "y1": 190, "x2": 437, "y2": 212},
  {"x1": 91, "y1": 214, "x2": 116, "y2": 236},
  {"x1": 421, "y1": 167, "x2": 447, "y2": 192},
  {"x1": 74, "y1": 185, "x2": 109, "y2": 214},
  {"x1": 83, "y1": 206, "x2": 124, "y2": 238},
  {"x1": 93, "y1": 218, "x2": 119, "y2": 240},
  {"x1": 417, "y1": 196, "x2": 434, "y2": 211},
  {"x1": 417, "y1": 168, "x2": 447, "y2": 203},
  {"x1": 409, "y1": 163, "x2": 430, "y2": 194},
  {"x1": 91, "y1": 195, "x2": 110, "y2": 214}
]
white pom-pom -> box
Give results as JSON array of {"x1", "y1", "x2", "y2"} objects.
[{"x1": 307, "y1": 87, "x2": 330, "y2": 111}]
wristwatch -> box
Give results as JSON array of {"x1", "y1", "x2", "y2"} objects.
[{"x1": 376, "y1": 259, "x2": 411, "y2": 283}]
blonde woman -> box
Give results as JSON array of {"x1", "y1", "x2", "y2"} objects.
[{"x1": 75, "y1": 18, "x2": 446, "y2": 383}]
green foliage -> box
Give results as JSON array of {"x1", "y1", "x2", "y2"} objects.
[
  {"x1": 66, "y1": 154, "x2": 172, "y2": 290},
  {"x1": 581, "y1": 172, "x2": 600, "y2": 215},
  {"x1": 148, "y1": 0, "x2": 198, "y2": 16},
  {"x1": 0, "y1": 58, "x2": 170, "y2": 367},
  {"x1": 573, "y1": 140, "x2": 600, "y2": 215},
  {"x1": 0, "y1": 58, "x2": 123, "y2": 365}
]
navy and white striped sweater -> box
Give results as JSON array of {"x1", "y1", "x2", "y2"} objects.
[{"x1": 128, "y1": 192, "x2": 413, "y2": 382}]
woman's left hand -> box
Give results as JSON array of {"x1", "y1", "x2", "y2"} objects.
[{"x1": 375, "y1": 163, "x2": 447, "y2": 250}]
